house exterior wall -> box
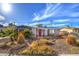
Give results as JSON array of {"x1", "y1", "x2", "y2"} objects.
[
  {"x1": 44, "y1": 29, "x2": 48, "y2": 36},
  {"x1": 37, "y1": 28, "x2": 45, "y2": 37},
  {"x1": 32, "y1": 28, "x2": 37, "y2": 37},
  {"x1": 48, "y1": 29, "x2": 60, "y2": 35},
  {"x1": 31, "y1": 27, "x2": 60, "y2": 37},
  {"x1": 49, "y1": 29, "x2": 54, "y2": 34},
  {"x1": 54, "y1": 29, "x2": 60, "y2": 35}
]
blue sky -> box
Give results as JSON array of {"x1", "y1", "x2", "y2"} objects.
[{"x1": 0, "y1": 3, "x2": 79, "y2": 27}]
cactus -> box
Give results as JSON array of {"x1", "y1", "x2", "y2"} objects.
[
  {"x1": 17, "y1": 31, "x2": 25, "y2": 44},
  {"x1": 19, "y1": 38, "x2": 58, "y2": 56},
  {"x1": 66, "y1": 35, "x2": 76, "y2": 45}
]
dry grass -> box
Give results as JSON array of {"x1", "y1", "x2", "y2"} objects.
[
  {"x1": 18, "y1": 38, "x2": 79, "y2": 55},
  {"x1": 52, "y1": 39, "x2": 79, "y2": 54}
]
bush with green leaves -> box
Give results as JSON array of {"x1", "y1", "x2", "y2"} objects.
[
  {"x1": 0, "y1": 27, "x2": 18, "y2": 40},
  {"x1": 0, "y1": 27, "x2": 13, "y2": 37},
  {"x1": 24, "y1": 29, "x2": 33, "y2": 39},
  {"x1": 0, "y1": 27, "x2": 33, "y2": 40}
]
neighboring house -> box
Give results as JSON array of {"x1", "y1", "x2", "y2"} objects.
[
  {"x1": 73, "y1": 28, "x2": 79, "y2": 33},
  {"x1": 48, "y1": 28, "x2": 60, "y2": 35},
  {"x1": 32, "y1": 27, "x2": 48, "y2": 37},
  {"x1": 60, "y1": 27, "x2": 73, "y2": 33},
  {"x1": 31, "y1": 27, "x2": 60, "y2": 37},
  {"x1": 60, "y1": 27, "x2": 79, "y2": 33}
]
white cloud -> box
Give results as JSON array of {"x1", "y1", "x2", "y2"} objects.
[
  {"x1": 3, "y1": 23, "x2": 8, "y2": 26},
  {"x1": 53, "y1": 19, "x2": 69, "y2": 22},
  {"x1": 29, "y1": 23, "x2": 38, "y2": 26},
  {"x1": 52, "y1": 24, "x2": 68, "y2": 27},
  {"x1": 33, "y1": 3, "x2": 61, "y2": 21},
  {"x1": 31, "y1": 3, "x2": 79, "y2": 25},
  {"x1": 29, "y1": 21, "x2": 68, "y2": 27},
  {"x1": 0, "y1": 15, "x2": 5, "y2": 20},
  {"x1": 14, "y1": 23, "x2": 18, "y2": 25},
  {"x1": 70, "y1": 12, "x2": 79, "y2": 17},
  {"x1": 29, "y1": 21, "x2": 50, "y2": 26}
]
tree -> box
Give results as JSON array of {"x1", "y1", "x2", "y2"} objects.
[
  {"x1": 24, "y1": 29, "x2": 33, "y2": 39},
  {"x1": 36, "y1": 24, "x2": 43, "y2": 27}
]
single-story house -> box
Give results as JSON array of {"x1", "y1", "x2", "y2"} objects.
[
  {"x1": 60, "y1": 27, "x2": 79, "y2": 33},
  {"x1": 73, "y1": 28, "x2": 79, "y2": 33},
  {"x1": 60, "y1": 27, "x2": 73, "y2": 33},
  {"x1": 31, "y1": 27, "x2": 60, "y2": 37}
]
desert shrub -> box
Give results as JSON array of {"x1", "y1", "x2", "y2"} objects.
[
  {"x1": 19, "y1": 45, "x2": 57, "y2": 56},
  {"x1": 30, "y1": 38, "x2": 54, "y2": 47},
  {"x1": 6, "y1": 41, "x2": 17, "y2": 46},
  {"x1": 29, "y1": 39, "x2": 46, "y2": 48},
  {"x1": 66, "y1": 34, "x2": 77, "y2": 45},
  {"x1": 39, "y1": 38, "x2": 54, "y2": 45},
  {"x1": 49, "y1": 34, "x2": 57, "y2": 38},
  {"x1": 0, "y1": 33, "x2": 5, "y2": 37},
  {"x1": 60, "y1": 31, "x2": 69, "y2": 36},
  {"x1": 19, "y1": 38, "x2": 58, "y2": 56},
  {"x1": 17, "y1": 31, "x2": 25, "y2": 44},
  {"x1": 10, "y1": 29, "x2": 18, "y2": 40},
  {"x1": 75, "y1": 40, "x2": 79, "y2": 46},
  {"x1": 24, "y1": 29, "x2": 33, "y2": 39},
  {"x1": 0, "y1": 27, "x2": 18, "y2": 40},
  {"x1": 30, "y1": 41, "x2": 39, "y2": 48},
  {"x1": 59, "y1": 31, "x2": 69, "y2": 39},
  {"x1": 29, "y1": 38, "x2": 54, "y2": 48}
]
